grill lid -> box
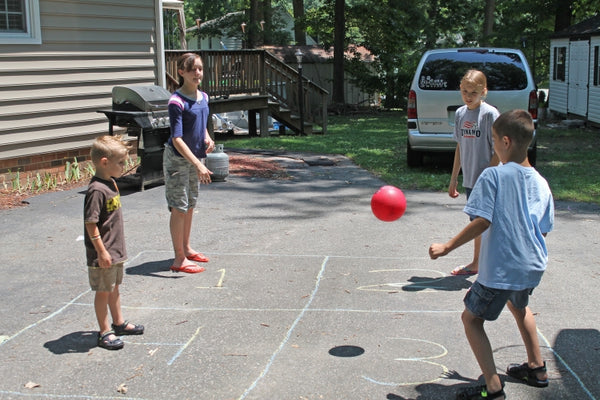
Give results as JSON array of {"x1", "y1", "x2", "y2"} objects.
[{"x1": 112, "y1": 85, "x2": 171, "y2": 112}]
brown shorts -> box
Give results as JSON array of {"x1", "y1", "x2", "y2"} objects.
[{"x1": 88, "y1": 262, "x2": 124, "y2": 292}]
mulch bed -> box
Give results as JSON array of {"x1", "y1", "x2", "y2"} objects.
[
  {"x1": 0, "y1": 154, "x2": 287, "y2": 210},
  {"x1": 227, "y1": 154, "x2": 289, "y2": 179}
]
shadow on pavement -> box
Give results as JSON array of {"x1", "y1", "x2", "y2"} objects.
[
  {"x1": 126, "y1": 259, "x2": 180, "y2": 278},
  {"x1": 402, "y1": 275, "x2": 473, "y2": 292},
  {"x1": 386, "y1": 370, "x2": 484, "y2": 399},
  {"x1": 44, "y1": 331, "x2": 97, "y2": 354}
]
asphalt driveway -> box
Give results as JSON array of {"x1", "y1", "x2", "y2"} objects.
[{"x1": 0, "y1": 151, "x2": 598, "y2": 400}]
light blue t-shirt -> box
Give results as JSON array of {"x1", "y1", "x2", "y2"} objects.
[{"x1": 464, "y1": 163, "x2": 554, "y2": 290}]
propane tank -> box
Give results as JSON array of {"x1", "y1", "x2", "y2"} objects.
[{"x1": 206, "y1": 144, "x2": 229, "y2": 182}]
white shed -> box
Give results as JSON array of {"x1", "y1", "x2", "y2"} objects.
[{"x1": 549, "y1": 15, "x2": 600, "y2": 125}]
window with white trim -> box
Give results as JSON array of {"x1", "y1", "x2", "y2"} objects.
[
  {"x1": 0, "y1": 0, "x2": 41, "y2": 44},
  {"x1": 553, "y1": 46, "x2": 566, "y2": 82}
]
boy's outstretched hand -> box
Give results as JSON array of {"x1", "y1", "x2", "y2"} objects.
[
  {"x1": 429, "y1": 218, "x2": 489, "y2": 260},
  {"x1": 429, "y1": 243, "x2": 449, "y2": 259}
]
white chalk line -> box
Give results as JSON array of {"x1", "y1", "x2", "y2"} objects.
[
  {"x1": 125, "y1": 249, "x2": 450, "y2": 261},
  {"x1": 68, "y1": 302, "x2": 461, "y2": 314},
  {"x1": 362, "y1": 337, "x2": 450, "y2": 387},
  {"x1": 0, "y1": 289, "x2": 90, "y2": 348},
  {"x1": 362, "y1": 359, "x2": 450, "y2": 387},
  {"x1": 167, "y1": 326, "x2": 202, "y2": 366},
  {"x1": 237, "y1": 255, "x2": 329, "y2": 400}
]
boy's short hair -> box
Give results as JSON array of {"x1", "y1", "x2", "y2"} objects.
[
  {"x1": 493, "y1": 109, "x2": 534, "y2": 148},
  {"x1": 90, "y1": 135, "x2": 130, "y2": 165}
]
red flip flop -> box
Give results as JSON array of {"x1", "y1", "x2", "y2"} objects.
[
  {"x1": 187, "y1": 253, "x2": 209, "y2": 263},
  {"x1": 170, "y1": 264, "x2": 205, "y2": 274}
]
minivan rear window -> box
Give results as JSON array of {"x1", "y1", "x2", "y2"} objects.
[{"x1": 418, "y1": 51, "x2": 528, "y2": 91}]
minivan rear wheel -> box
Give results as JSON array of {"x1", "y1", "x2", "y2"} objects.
[{"x1": 407, "y1": 141, "x2": 424, "y2": 167}]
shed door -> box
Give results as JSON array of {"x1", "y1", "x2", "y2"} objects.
[{"x1": 568, "y1": 40, "x2": 589, "y2": 116}]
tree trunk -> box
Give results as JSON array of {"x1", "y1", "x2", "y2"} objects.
[
  {"x1": 332, "y1": 0, "x2": 345, "y2": 106},
  {"x1": 247, "y1": 0, "x2": 260, "y2": 48},
  {"x1": 554, "y1": 0, "x2": 572, "y2": 31},
  {"x1": 263, "y1": 0, "x2": 272, "y2": 45},
  {"x1": 293, "y1": 0, "x2": 306, "y2": 45},
  {"x1": 425, "y1": 0, "x2": 439, "y2": 48},
  {"x1": 482, "y1": 0, "x2": 495, "y2": 46}
]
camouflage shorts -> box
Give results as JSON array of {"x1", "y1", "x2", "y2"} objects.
[{"x1": 163, "y1": 144, "x2": 200, "y2": 212}]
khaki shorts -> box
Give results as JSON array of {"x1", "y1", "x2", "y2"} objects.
[
  {"x1": 163, "y1": 144, "x2": 200, "y2": 213},
  {"x1": 88, "y1": 262, "x2": 124, "y2": 292}
]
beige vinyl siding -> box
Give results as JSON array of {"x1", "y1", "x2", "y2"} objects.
[{"x1": 0, "y1": 0, "x2": 161, "y2": 161}]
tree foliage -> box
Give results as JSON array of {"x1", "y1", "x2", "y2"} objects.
[
  {"x1": 340, "y1": 0, "x2": 599, "y2": 107},
  {"x1": 184, "y1": 0, "x2": 292, "y2": 46},
  {"x1": 183, "y1": 0, "x2": 600, "y2": 107}
]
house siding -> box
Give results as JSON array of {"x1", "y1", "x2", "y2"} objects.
[
  {"x1": 549, "y1": 38, "x2": 569, "y2": 115},
  {"x1": 0, "y1": 0, "x2": 160, "y2": 167}
]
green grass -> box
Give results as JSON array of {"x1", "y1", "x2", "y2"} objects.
[
  {"x1": 221, "y1": 111, "x2": 600, "y2": 205},
  {"x1": 535, "y1": 125, "x2": 600, "y2": 204}
]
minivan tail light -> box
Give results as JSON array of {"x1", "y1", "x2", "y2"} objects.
[
  {"x1": 407, "y1": 90, "x2": 417, "y2": 119},
  {"x1": 528, "y1": 90, "x2": 538, "y2": 119}
]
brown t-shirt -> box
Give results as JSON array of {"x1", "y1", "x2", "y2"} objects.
[{"x1": 84, "y1": 176, "x2": 127, "y2": 267}]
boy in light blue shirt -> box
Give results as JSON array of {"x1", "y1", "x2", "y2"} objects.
[{"x1": 430, "y1": 109, "x2": 554, "y2": 400}]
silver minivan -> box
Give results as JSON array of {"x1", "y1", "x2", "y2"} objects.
[{"x1": 406, "y1": 48, "x2": 538, "y2": 166}]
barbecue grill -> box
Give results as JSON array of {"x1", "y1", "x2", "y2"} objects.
[{"x1": 98, "y1": 85, "x2": 172, "y2": 190}]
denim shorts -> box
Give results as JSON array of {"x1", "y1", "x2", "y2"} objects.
[
  {"x1": 464, "y1": 281, "x2": 533, "y2": 321},
  {"x1": 163, "y1": 144, "x2": 199, "y2": 213}
]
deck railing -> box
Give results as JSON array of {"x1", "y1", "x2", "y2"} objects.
[{"x1": 165, "y1": 50, "x2": 328, "y2": 133}]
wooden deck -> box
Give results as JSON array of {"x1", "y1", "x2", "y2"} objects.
[{"x1": 165, "y1": 50, "x2": 328, "y2": 136}]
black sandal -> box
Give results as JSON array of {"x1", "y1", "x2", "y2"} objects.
[
  {"x1": 112, "y1": 320, "x2": 144, "y2": 336},
  {"x1": 98, "y1": 330, "x2": 124, "y2": 350},
  {"x1": 456, "y1": 384, "x2": 505, "y2": 400},
  {"x1": 506, "y1": 361, "x2": 548, "y2": 387}
]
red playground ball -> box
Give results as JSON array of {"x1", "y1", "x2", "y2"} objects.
[{"x1": 371, "y1": 185, "x2": 407, "y2": 222}]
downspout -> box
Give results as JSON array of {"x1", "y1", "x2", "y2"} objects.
[{"x1": 156, "y1": 0, "x2": 166, "y2": 88}]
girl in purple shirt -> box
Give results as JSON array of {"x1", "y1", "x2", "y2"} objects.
[{"x1": 163, "y1": 53, "x2": 215, "y2": 274}]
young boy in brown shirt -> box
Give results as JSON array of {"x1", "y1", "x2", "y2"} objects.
[{"x1": 84, "y1": 135, "x2": 144, "y2": 350}]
